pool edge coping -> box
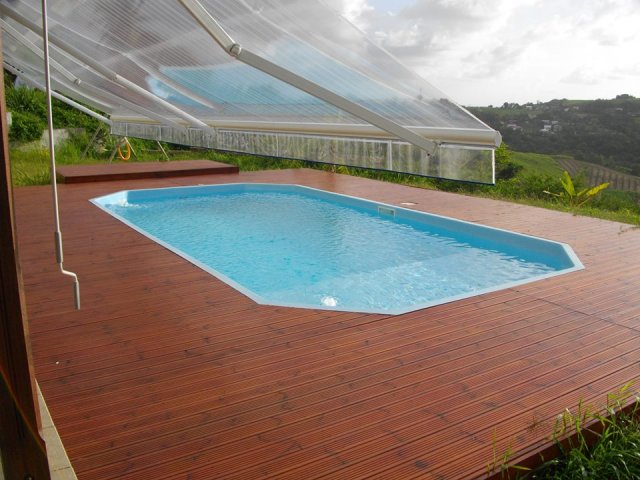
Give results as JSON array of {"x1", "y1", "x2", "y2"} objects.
[{"x1": 90, "y1": 182, "x2": 585, "y2": 316}]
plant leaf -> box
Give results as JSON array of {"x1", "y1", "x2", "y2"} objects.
[
  {"x1": 543, "y1": 190, "x2": 563, "y2": 198},
  {"x1": 561, "y1": 171, "x2": 576, "y2": 197},
  {"x1": 585, "y1": 182, "x2": 610, "y2": 197}
]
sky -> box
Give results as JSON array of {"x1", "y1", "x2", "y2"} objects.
[{"x1": 332, "y1": 0, "x2": 640, "y2": 106}]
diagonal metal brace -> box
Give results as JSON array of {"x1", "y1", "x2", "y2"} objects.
[{"x1": 179, "y1": 0, "x2": 437, "y2": 154}]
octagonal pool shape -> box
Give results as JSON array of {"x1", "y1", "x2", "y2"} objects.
[{"x1": 91, "y1": 183, "x2": 583, "y2": 314}]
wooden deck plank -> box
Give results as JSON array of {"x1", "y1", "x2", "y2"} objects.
[
  {"x1": 40, "y1": 301, "x2": 563, "y2": 417},
  {"x1": 69, "y1": 314, "x2": 615, "y2": 475},
  {"x1": 120, "y1": 333, "x2": 640, "y2": 480},
  {"x1": 32, "y1": 290, "x2": 527, "y2": 377},
  {"x1": 14, "y1": 168, "x2": 640, "y2": 479},
  {"x1": 40, "y1": 298, "x2": 553, "y2": 398},
  {"x1": 56, "y1": 159, "x2": 238, "y2": 183}
]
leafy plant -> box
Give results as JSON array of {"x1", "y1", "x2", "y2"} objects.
[
  {"x1": 8, "y1": 110, "x2": 46, "y2": 142},
  {"x1": 526, "y1": 382, "x2": 640, "y2": 479},
  {"x1": 495, "y1": 142, "x2": 523, "y2": 180},
  {"x1": 544, "y1": 171, "x2": 609, "y2": 208},
  {"x1": 5, "y1": 83, "x2": 101, "y2": 137},
  {"x1": 5, "y1": 84, "x2": 47, "y2": 117},
  {"x1": 487, "y1": 428, "x2": 531, "y2": 478}
]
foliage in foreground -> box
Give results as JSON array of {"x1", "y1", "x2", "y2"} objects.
[
  {"x1": 525, "y1": 383, "x2": 640, "y2": 480},
  {"x1": 543, "y1": 171, "x2": 609, "y2": 208},
  {"x1": 487, "y1": 383, "x2": 640, "y2": 479},
  {"x1": 5, "y1": 84, "x2": 100, "y2": 142}
]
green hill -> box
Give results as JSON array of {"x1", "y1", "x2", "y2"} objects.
[
  {"x1": 553, "y1": 155, "x2": 640, "y2": 193},
  {"x1": 508, "y1": 151, "x2": 640, "y2": 193},
  {"x1": 467, "y1": 95, "x2": 640, "y2": 177},
  {"x1": 510, "y1": 151, "x2": 563, "y2": 177}
]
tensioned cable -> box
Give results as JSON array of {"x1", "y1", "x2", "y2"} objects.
[{"x1": 41, "y1": 0, "x2": 80, "y2": 309}]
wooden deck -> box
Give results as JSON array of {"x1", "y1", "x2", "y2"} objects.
[
  {"x1": 56, "y1": 160, "x2": 238, "y2": 183},
  {"x1": 14, "y1": 168, "x2": 640, "y2": 479}
]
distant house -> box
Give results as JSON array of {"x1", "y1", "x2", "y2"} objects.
[{"x1": 540, "y1": 119, "x2": 560, "y2": 133}]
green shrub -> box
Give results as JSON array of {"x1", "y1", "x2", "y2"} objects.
[
  {"x1": 5, "y1": 85, "x2": 47, "y2": 117},
  {"x1": 51, "y1": 97, "x2": 100, "y2": 129},
  {"x1": 495, "y1": 142, "x2": 523, "y2": 180},
  {"x1": 4, "y1": 70, "x2": 16, "y2": 89},
  {"x1": 526, "y1": 384, "x2": 640, "y2": 479},
  {"x1": 591, "y1": 189, "x2": 640, "y2": 213},
  {"x1": 5, "y1": 84, "x2": 101, "y2": 134},
  {"x1": 9, "y1": 111, "x2": 45, "y2": 142},
  {"x1": 496, "y1": 174, "x2": 563, "y2": 200}
]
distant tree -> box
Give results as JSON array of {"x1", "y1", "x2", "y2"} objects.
[{"x1": 494, "y1": 143, "x2": 522, "y2": 180}]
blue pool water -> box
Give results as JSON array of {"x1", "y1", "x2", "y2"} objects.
[{"x1": 92, "y1": 184, "x2": 582, "y2": 314}]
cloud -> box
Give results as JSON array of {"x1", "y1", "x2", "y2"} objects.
[
  {"x1": 331, "y1": 0, "x2": 640, "y2": 104},
  {"x1": 561, "y1": 68, "x2": 603, "y2": 86},
  {"x1": 612, "y1": 62, "x2": 640, "y2": 76},
  {"x1": 461, "y1": 39, "x2": 533, "y2": 79},
  {"x1": 365, "y1": 0, "x2": 492, "y2": 59},
  {"x1": 590, "y1": 28, "x2": 621, "y2": 47},
  {"x1": 326, "y1": 0, "x2": 375, "y2": 28},
  {"x1": 343, "y1": 0, "x2": 374, "y2": 20}
]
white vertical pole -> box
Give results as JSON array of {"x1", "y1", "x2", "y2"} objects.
[{"x1": 41, "y1": 0, "x2": 80, "y2": 309}]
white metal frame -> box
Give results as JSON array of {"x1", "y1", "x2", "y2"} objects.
[
  {"x1": 5, "y1": 65, "x2": 111, "y2": 125},
  {"x1": 0, "y1": 4, "x2": 208, "y2": 129},
  {"x1": 1, "y1": 0, "x2": 500, "y2": 184},
  {"x1": 2, "y1": 17, "x2": 223, "y2": 124},
  {"x1": 4, "y1": 54, "x2": 113, "y2": 112},
  {"x1": 5, "y1": 54, "x2": 188, "y2": 129},
  {"x1": 0, "y1": 20, "x2": 115, "y2": 112},
  {"x1": 110, "y1": 115, "x2": 499, "y2": 146},
  {"x1": 179, "y1": 0, "x2": 440, "y2": 154}
]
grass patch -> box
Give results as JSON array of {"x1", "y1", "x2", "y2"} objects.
[
  {"x1": 487, "y1": 383, "x2": 640, "y2": 479},
  {"x1": 8, "y1": 135, "x2": 307, "y2": 186},
  {"x1": 526, "y1": 384, "x2": 640, "y2": 479},
  {"x1": 511, "y1": 152, "x2": 563, "y2": 177}
]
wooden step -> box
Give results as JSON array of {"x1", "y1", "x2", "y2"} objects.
[{"x1": 56, "y1": 160, "x2": 238, "y2": 183}]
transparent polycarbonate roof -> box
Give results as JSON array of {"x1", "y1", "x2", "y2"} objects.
[{"x1": 0, "y1": 0, "x2": 501, "y2": 183}]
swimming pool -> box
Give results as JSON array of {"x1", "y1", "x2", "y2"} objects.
[{"x1": 92, "y1": 184, "x2": 583, "y2": 314}]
